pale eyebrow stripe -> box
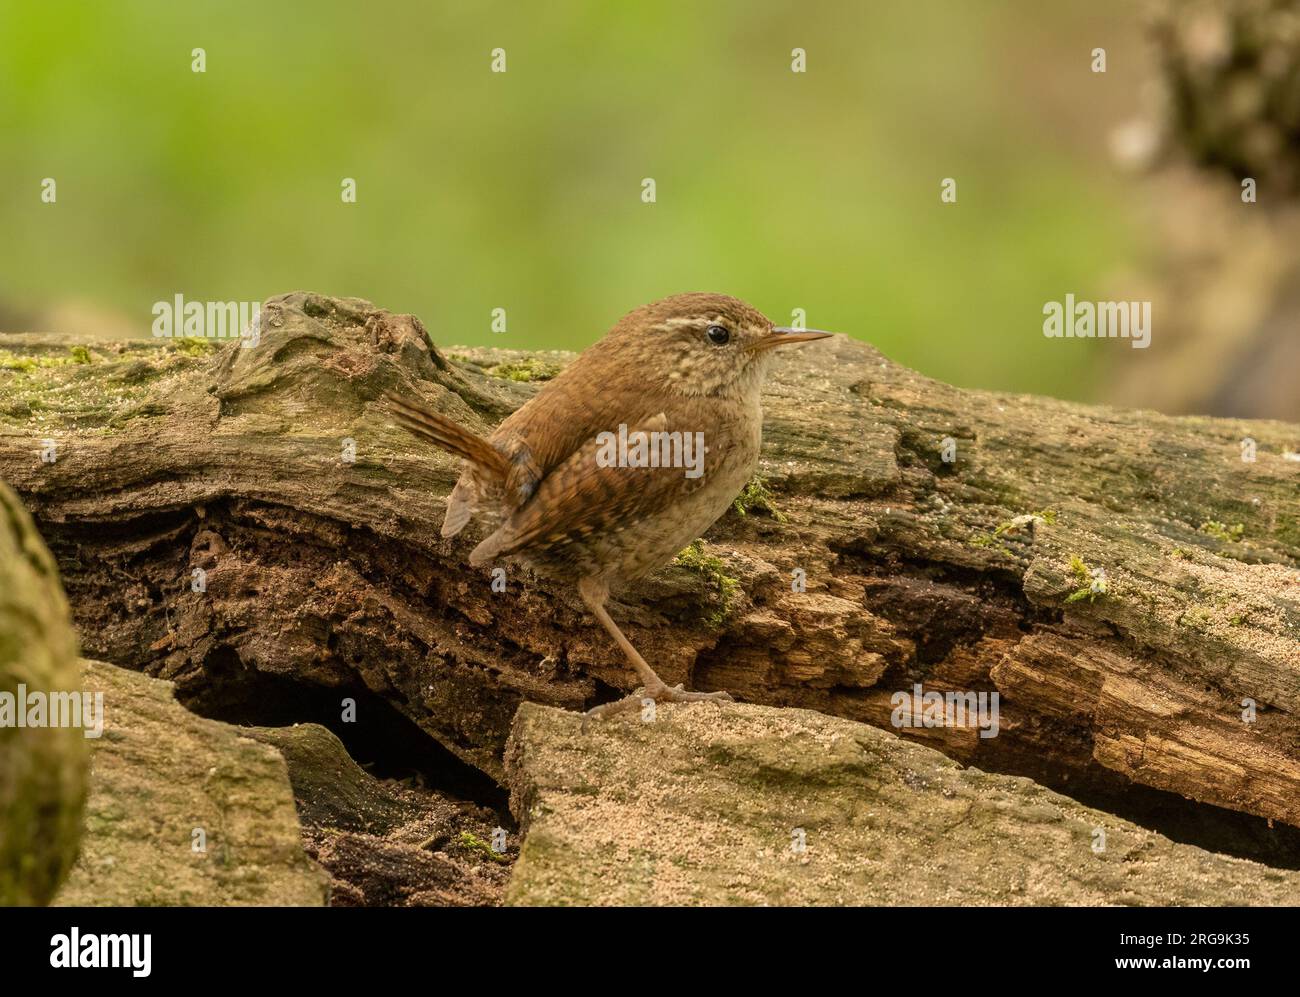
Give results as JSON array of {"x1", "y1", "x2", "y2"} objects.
[{"x1": 651, "y1": 315, "x2": 723, "y2": 333}]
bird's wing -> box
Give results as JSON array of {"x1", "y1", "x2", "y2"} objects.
[
  {"x1": 469, "y1": 413, "x2": 725, "y2": 565},
  {"x1": 487, "y1": 344, "x2": 668, "y2": 485}
]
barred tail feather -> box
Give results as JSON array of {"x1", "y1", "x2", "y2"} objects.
[{"x1": 384, "y1": 392, "x2": 510, "y2": 481}]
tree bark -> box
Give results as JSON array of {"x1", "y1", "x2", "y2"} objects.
[{"x1": 1, "y1": 291, "x2": 1297, "y2": 830}]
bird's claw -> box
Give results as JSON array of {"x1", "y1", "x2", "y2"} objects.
[{"x1": 582, "y1": 682, "x2": 733, "y2": 730}]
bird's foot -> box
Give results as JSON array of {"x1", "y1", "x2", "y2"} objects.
[{"x1": 582, "y1": 682, "x2": 732, "y2": 729}]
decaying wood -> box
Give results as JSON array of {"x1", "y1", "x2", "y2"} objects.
[{"x1": 1, "y1": 291, "x2": 1297, "y2": 829}]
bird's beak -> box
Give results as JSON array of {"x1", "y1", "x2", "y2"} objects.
[{"x1": 751, "y1": 326, "x2": 836, "y2": 352}]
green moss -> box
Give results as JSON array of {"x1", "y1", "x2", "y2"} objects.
[
  {"x1": 0, "y1": 349, "x2": 89, "y2": 372},
  {"x1": 1199, "y1": 520, "x2": 1244, "y2": 543},
  {"x1": 0, "y1": 347, "x2": 199, "y2": 432},
  {"x1": 1171, "y1": 547, "x2": 1193, "y2": 560},
  {"x1": 1064, "y1": 554, "x2": 1106, "y2": 604},
  {"x1": 0, "y1": 353, "x2": 36, "y2": 373},
  {"x1": 674, "y1": 540, "x2": 741, "y2": 627},
  {"x1": 456, "y1": 831, "x2": 511, "y2": 864},
  {"x1": 484, "y1": 358, "x2": 561, "y2": 382},
  {"x1": 732, "y1": 474, "x2": 787, "y2": 521},
  {"x1": 174, "y1": 338, "x2": 217, "y2": 357},
  {"x1": 969, "y1": 531, "x2": 1013, "y2": 556}
]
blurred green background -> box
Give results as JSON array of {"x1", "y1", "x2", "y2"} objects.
[{"x1": 0, "y1": 0, "x2": 1148, "y2": 400}]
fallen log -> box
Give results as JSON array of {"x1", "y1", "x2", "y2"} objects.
[{"x1": 1, "y1": 291, "x2": 1296, "y2": 833}]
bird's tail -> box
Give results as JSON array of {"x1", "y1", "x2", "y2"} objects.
[{"x1": 384, "y1": 392, "x2": 511, "y2": 482}]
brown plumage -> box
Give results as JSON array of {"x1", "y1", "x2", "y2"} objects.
[{"x1": 387, "y1": 292, "x2": 832, "y2": 718}]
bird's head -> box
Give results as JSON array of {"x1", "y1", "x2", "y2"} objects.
[{"x1": 602, "y1": 292, "x2": 834, "y2": 398}]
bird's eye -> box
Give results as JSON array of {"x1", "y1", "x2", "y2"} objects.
[{"x1": 706, "y1": 325, "x2": 730, "y2": 345}]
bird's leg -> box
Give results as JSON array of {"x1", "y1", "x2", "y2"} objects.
[
  {"x1": 578, "y1": 577, "x2": 732, "y2": 721},
  {"x1": 578, "y1": 579, "x2": 665, "y2": 692}
]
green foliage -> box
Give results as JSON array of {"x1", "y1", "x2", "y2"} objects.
[
  {"x1": 456, "y1": 831, "x2": 510, "y2": 865},
  {"x1": 1064, "y1": 554, "x2": 1105, "y2": 604},
  {"x1": 0, "y1": 2, "x2": 1139, "y2": 402},
  {"x1": 674, "y1": 540, "x2": 741, "y2": 627},
  {"x1": 1199, "y1": 520, "x2": 1244, "y2": 543},
  {"x1": 732, "y1": 474, "x2": 786, "y2": 521}
]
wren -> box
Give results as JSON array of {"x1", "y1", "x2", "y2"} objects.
[{"x1": 387, "y1": 292, "x2": 832, "y2": 719}]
